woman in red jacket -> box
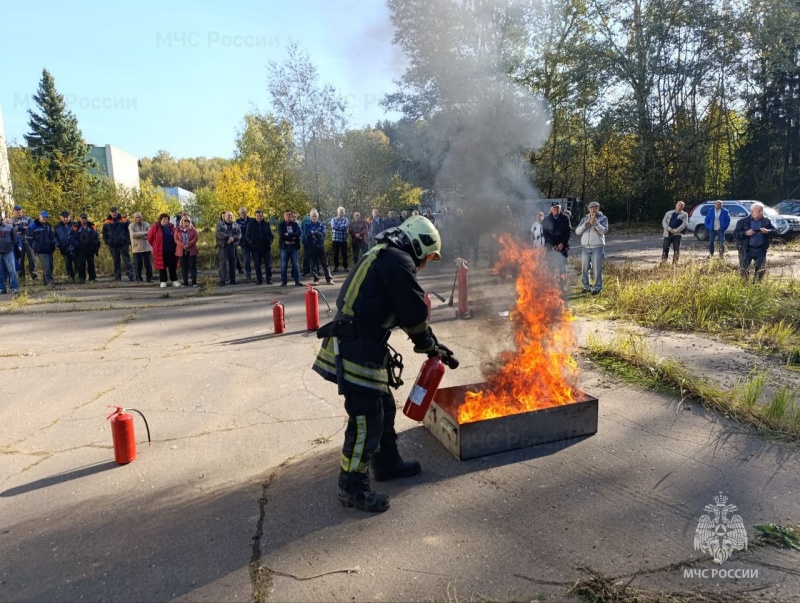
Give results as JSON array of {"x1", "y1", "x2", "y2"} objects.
[
  {"x1": 147, "y1": 213, "x2": 179, "y2": 287},
  {"x1": 174, "y1": 216, "x2": 199, "y2": 287}
]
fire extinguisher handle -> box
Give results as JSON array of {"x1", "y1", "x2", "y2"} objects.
[{"x1": 442, "y1": 354, "x2": 459, "y2": 370}]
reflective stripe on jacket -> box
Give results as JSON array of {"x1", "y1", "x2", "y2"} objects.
[{"x1": 313, "y1": 244, "x2": 429, "y2": 393}]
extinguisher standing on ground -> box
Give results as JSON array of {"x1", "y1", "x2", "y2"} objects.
[
  {"x1": 403, "y1": 342, "x2": 459, "y2": 421},
  {"x1": 456, "y1": 258, "x2": 471, "y2": 319},
  {"x1": 272, "y1": 300, "x2": 285, "y2": 334},
  {"x1": 306, "y1": 285, "x2": 320, "y2": 331},
  {"x1": 107, "y1": 406, "x2": 151, "y2": 465},
  {"x1": 306, "y1": 285, "x2": 333, "y2": 331}
]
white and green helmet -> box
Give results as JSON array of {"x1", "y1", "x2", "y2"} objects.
[{"x1": 396, "y1": 215, "x2": 442, "y2": 263}]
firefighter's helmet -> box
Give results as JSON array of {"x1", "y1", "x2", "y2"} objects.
[{"x1": 396, "y1": 215, "x2": 441, "y2": 264}]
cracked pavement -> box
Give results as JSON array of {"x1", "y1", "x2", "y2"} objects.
[{"x1": 1, "y1": 256, "x2": 799, "y2": 602}]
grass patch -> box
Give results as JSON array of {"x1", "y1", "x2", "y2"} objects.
[
  {"x1": 39, "y1": 292, "x2": 80, "y2": 304},
  {"x1": 575, "y1": 261, "x2": 800, "y2": 362},
  {"x1": 569, "y1": 570, "x2": 764, "y2": 603},
  {"x1": 0, "y1": 291, "x2": 31, "y2": 311},
  {"x1": 753, "y1": 523, "x2": 800, "y2": 550},
  {"x1": 585, "y1": 334, "x2": 800, "y2": 440},
  {"x1": 196, "y1": 276, "x2": 216, "y2": 297}
]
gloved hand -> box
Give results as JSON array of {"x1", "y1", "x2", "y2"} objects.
[
  {"x1": 428, "y1": 342, "x2": 459, "y2": 369},
  {"x1": 412, "y1": 338, "x2": 436, "y2": 355},
  {"x1": 411, "y1": 327, "x2": 436, "y2": 354}
]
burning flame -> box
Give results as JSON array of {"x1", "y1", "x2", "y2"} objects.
[{"x1": 457, "y1": 236, "x2": 578, "y2": 423}]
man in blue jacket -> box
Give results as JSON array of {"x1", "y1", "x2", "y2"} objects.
[
  {"x1": 26, "y1": 211, "x2": 57, "y2": 285},
  {"x1": 704, "y1": 200, "x2": 731, "y2": 258},
  {"x1": 303, "y1": 209, "x2": 334, "y2": 284}
]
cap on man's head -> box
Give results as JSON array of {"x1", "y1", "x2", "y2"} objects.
[
  {"x1": 551, "y1": 201, "x2": 561, "y2": 207},
  {"x1": 40, "y1": 211, "x2": 50, "y2": 218},
  {"x1": 109, "y1": 206, "x2": 118, "y2": 212},
  {"x1": 60, "y1": 210, "x2": 70, "y2": 217},
  {"x1": 80, "y1": 212, "x2": 88, "y2": 218},
  {"x1": 13, "y1": 205, "x2": 22, "y2": 211},
  {"x1": 588, "y1": 201, "x2": 600, "y2": 208}
]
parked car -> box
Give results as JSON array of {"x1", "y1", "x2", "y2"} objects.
[
  {"x1": 687, "y1": 200, "x2": 790, "y2": 240},
  {"x1": 773, "y1": 200, "x2": 800, "y2": 232}
]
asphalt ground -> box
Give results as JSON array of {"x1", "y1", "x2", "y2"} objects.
[{"x1": 1, "y1": 239, "x2": 799, "y2": 602}]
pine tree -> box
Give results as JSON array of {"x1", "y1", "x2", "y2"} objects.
[{"x1": 25, "y1": 69, "x2": 91, "y2": 184}]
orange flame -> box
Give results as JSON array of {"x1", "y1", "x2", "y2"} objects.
[{"x1": 457, "y1": 236, "x2": 578, "y2": 423}]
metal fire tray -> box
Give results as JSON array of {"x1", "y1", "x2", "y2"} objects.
[{"x1": 423, "y1": 383, "x2": 598, "y2": 460}]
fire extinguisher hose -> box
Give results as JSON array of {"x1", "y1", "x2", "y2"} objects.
[
  {"x1": 126, "y1": 408, "x2": 152, "y2": 446},
  {"x1": 316, "y1": 289, "x2": 333, "y2": 314}
]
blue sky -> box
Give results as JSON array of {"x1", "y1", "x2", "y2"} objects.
[{"x1": 0, "y1": 0, "x2": 404, "y2": 159}]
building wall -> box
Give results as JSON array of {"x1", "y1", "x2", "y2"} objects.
[
  {"x1": 105, "y1": 145, "x2": 140, "y2": 190},
  {"x1": 160, "y1": 186, "x2": 196, "y2": 207},
  {"x1": 87, "y1": 144, "x2": 140, "y2": 190},
  {"x1": 0, "y1": 103, "x2": 13, "y2": 215}
]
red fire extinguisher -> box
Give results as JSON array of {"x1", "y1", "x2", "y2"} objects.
[
  {"x1": 306, "y1": 285, "x2": 320, "y2": 331},
  {"x1": 272, "y1": 300, "x2": 285, "y2": 334},
  {"x1": 424, "y1": 292, "x2": 431, "y2": 322},
  {"x1": 456, "y1": 258, "x2": 471, "y2": 319},
  {"x1": 403, "y1": 348, "x2": 459, "y2": 421},
  {"x1": 106, "y1": 406, "x2": 151, "y2": 465}
]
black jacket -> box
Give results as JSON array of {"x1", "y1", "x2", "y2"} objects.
[
  {"x1": 542, "y1": 213, "x2": 571, "y2": 255},
  {"x1": 313, "y1": 244, "x2": 433, "y2": 394},
  {"x1": 102, "y1": 214, "x2": 131, "y2": 248},
  {"x1": 69, "y1": 222, "x2": 101, "y2": 255},
  {"x1": 246, "y1": 219, "x2": 274, "y2": 251},
  {"x1": 734, "y1": 214, "x2": 776, "y2": 252},
  {"x1": 278, "y1": 220, "x2": 301, "y2": 249}
]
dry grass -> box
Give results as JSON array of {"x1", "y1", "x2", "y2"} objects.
[
  {"x1": 569, "y1": 570, "x2": 767, "y2": 603},
  {"x1": 573, "y1": 261, "x2": 800, "y2": 363},
  {"x1": 585, "y1": 334, "x2": 800, "y2": 440}
]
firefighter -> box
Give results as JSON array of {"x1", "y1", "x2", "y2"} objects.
[{"x1": 313, "y1": 215, "x2": 456, "y2": 513}]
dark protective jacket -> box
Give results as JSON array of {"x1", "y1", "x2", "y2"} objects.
[
  {"x1": 734, "y1": 214, "x2": 776, "y2": 252},
  {"x1": 246, "y1": 219, "x2": 274, "y2": 251},
  {"x1": 102, "y1": 214, "x2": 131, "y2": 248},
  {"x1": 26, "y1": 219, "x2": 57, "y2": 254},
  {"x1": 313, "y1": 243, "x2": 431, "y2": 394},
  {"x1": 12, "y1": 215, "x2": 32, "y2": 237},
  {"x1": 0, "y1": 223, "x2": 19, "y2": 254},
  {"x1": 278, "y1": 219, "x2": 301, "y2": 249},
  {"x1": 69, "y1": 222, "x2": 101, "y2": 255},
  {"x1": 542, "y1": 212, "x2": 571, "y2": 256},
  {"x1": 55, "y1": 221, "x2": 75, "y2": 255}
]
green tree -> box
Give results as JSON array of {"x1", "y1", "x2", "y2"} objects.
[
  {"x1": 235, "y1": 112, "x2": 308, "y2": 217},
  {"x1": 24, "y1": 69, "x2": 92, "y2": 192},
  {"x1": 267, "y1": 41, "x2": 349, "y2": 203},
  {"x1": 735, "y1": 0, "x2": 800, "y2": 201},
  {"x1": 193, "y1": 186, "x2": 224, "y2": 230},
  {"x1": 7, "y1": 146, "x2": 64, "y2": 216}
]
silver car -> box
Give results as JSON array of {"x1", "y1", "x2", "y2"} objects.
[
  {"x1": 773, "y1": 200, "x2": 800, "y2": 232},
  {"x1": 687, "y1": 201, "x2": 790, "y2": 240}
]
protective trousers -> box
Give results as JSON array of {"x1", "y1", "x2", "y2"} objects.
[{"x1": 341, "y1": 389, "x2": 398, "y2": 474}]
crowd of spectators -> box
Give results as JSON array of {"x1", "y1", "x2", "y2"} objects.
[{"x1": 2, "y1": 198, "x2": 779, "y2": 296}]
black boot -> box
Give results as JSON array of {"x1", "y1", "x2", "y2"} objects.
[
  {"x1": 337, "y1": 470, "x2": 390, "y2": 512},
  {"x1": 372, "y1": 449, "x2": 421, "y2": 482}
]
